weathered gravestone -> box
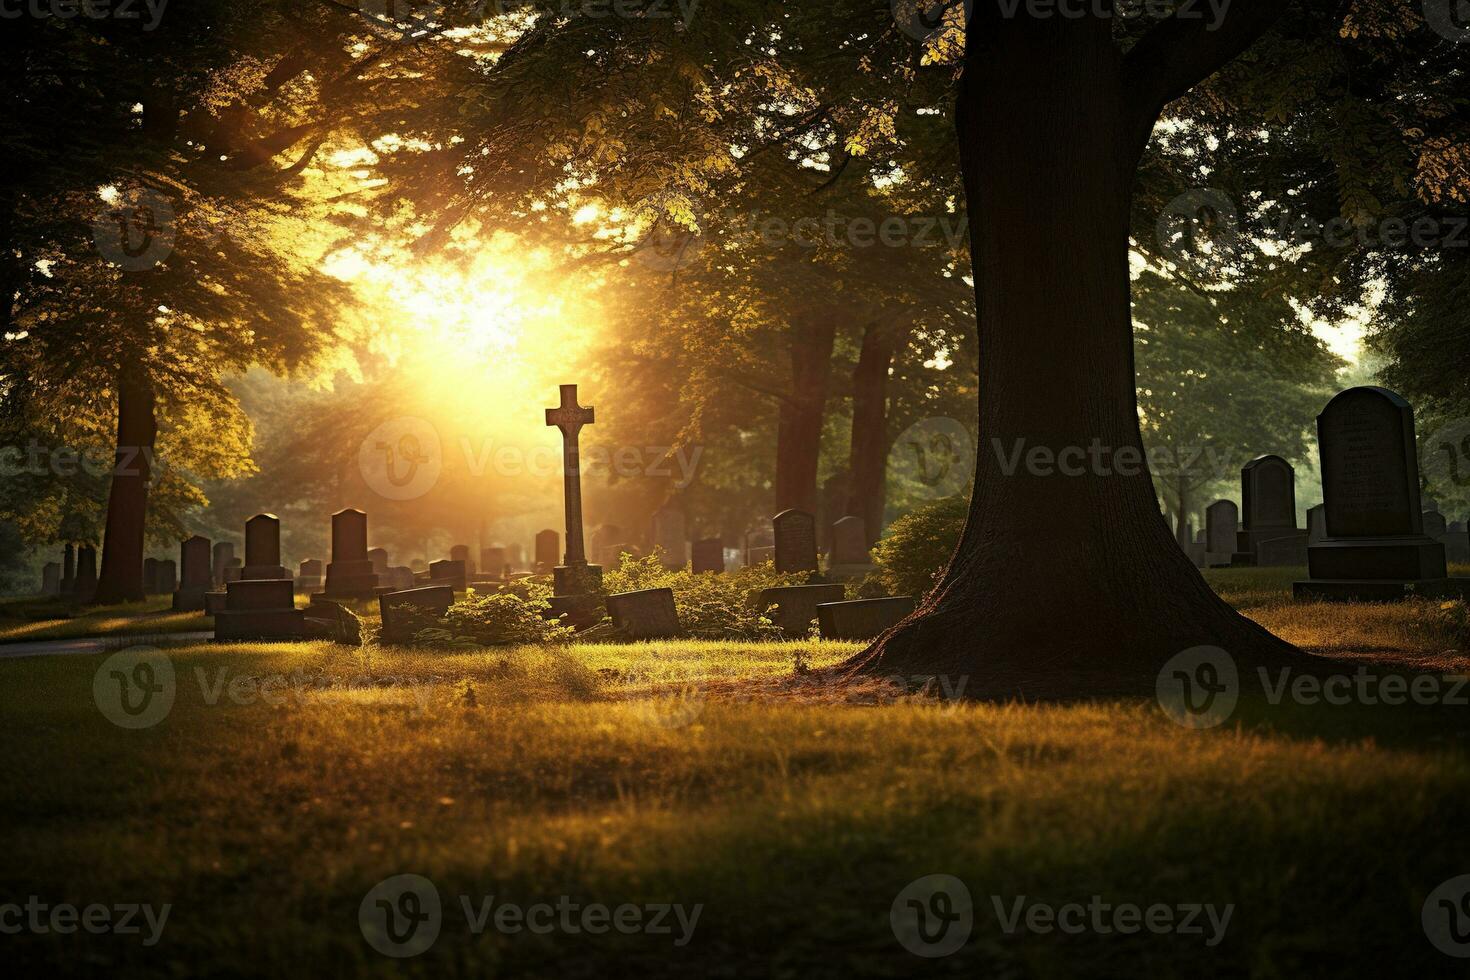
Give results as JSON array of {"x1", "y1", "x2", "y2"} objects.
[
  {"x1": 1423, "y1": 510, "x2": 1449, "y2": 539},
  {"x1": 449, "y1": 544, "x2": 474, "y2": 575},
  {"x1": 1232, "y1": 455, "x2": 1307, "y2": 566},
  {"x1": 691, "y1": 537, "x2": 724, "y2": 574},
  {"x1": 589, "y1": 525, "x2": 622, "y2": 567},
  {"x1": 772, "y1": 509, "x2": 819, "y2": 575},
  {"x1": 387, "y1": 566, "x2": 417, "y2": 591},
  {"x1": 41, "y1": 562, "x2": 60, "y2": 596},
  {"x1": 1188, "y1": 529, "x2": 1207, "y2": 568},
  {"x1": 142, "y1": 558, "x2": 160, "y2": 595},
  {"x1": 744, "y1": 528, "x2": 774, "y2": 567},
  {"x1": 73, "y1": 545, "x2": 97, "y2": 602},
  {"x1": 378, "y1": 585, "x2": 454, "y2": 644},
  {"x1": 297, "y1": 558, "x2": 324, "y2": 592},
  {"x1": 428, "y1": 559, "x2": 467, "y2": 591},
  {"x1": 651, "y1": 505, "x2": 688, "y2": 570},
  {"x1": 535, "y1": 529, "x2": 559, "y2": 573},
  {"x1": 828, "y1": 516, "x2": 873, "y2": 575},
  {"x1": 817, "y1": 596, "x2": 917, "y2": 641},
  {"x1": 155, "y1": 559, "x2": 176, "y2": 595},
  {"x1": 758, "y1": 583, "x2": 845, "y2": 638},
  {"x1": 369, "y1": 547, "x2": 390, "y2": 577},
  {"x1": 320, "y1": 508, "x2": 379, "y2": 599},
  {"x1": 601, "y1": 542, "x2": 639, "y2": 568},
  {"x1": 1447, "y1": 521, "x2": 1470, "y2": 565},
  {"x1": 214, "y1": 578, "x2": 303, "y2": 641},
  {"x1": 606, "y1": 587, "x2": 682, "y2": 639},
  {"x1": 212, "y1": 541, "x2": 235, "y2": 587},
  {"x1": 480, "y1": 546, "x2": 507, "y2": 579},
  {"x1": 1295, "y1": 387, "x2": 1461, "y2": 600},
  {"x1": 242, "y1": 514, "x2": 289, "y2": 580},
  {"x1": 173, "y1": 535, "x2": 212, "y2": 611},
  {"x1": 1204, "y1": 500, "x2": 1238, "y2": 567},
  {"x1": 223, "y1": 557, "x2": 243, "y2": 583}
]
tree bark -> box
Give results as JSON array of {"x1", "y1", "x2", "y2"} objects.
[
  {"x1": 774, "y1": 312, "x2": 836, "y2": 514},
  {"x1": 845, "y1": 317, "x2": 906, "y2": 545},
  {"x1": 844, "y1": 9, "x2": 1306, "y2": 696},
  {"x1": 91, "y1": 368, "x2": 157, "y2": 605}
]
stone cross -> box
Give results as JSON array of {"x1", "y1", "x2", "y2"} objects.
[{"x1": 545, "y1": 384, "x2": 595, "y2": 566}]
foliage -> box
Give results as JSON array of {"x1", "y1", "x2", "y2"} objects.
[
  {"x1": 410, "y1": 582, "x2": 575, "y2": 650},
  {"x1": 603, "y1": 552, "x2": 806, "y2": 640},
  {"x1": 870, "y1": 495, "x2": 968, "y2": 600}
]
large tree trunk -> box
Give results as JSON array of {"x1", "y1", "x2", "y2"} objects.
[
  {"x1": 845, "y1": 317, "x2": 906, "y2": 545},
  {"x1": 774, "y1": 312, "x2": 836, "y2": 514},
  {"x1": 844, "y1": 10, "x2": 1304, "y2": 696},
  {"x1": 91, "y1": 368, "x2": 157, "y2": 605}
]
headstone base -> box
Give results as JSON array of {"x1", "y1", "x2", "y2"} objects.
[
  {"x1": 1293, "y1": 578, "x2": 1470, "y2": 602},
  {"x1": 1307, "y1": 536, "x2": 1447, "y2": 581},
  {"x1": 320, "y1": 559, "x2": 381, "y2": 599},
  {"x1": 203, "y1": 591, "x2": 227, "y2": 615},
  {"x1": 172, "y1": 587, "x2": 209, "y2": 612},
  {"x1": 241, "y1": 565, "x2": 288, "y2": 580},
  {"x1": 213, "y1": 609, "x2": 306, "y2": 642}
]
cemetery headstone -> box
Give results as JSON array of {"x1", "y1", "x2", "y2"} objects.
[
  {"x1": 378, "y1": 585, "x2": 454, "y2": 644},
  {"x1": 691, "y1": 537, "x2": 724, "y2": 574},
  {"x1": 1423, "y1": 510, "x2": 1448, "y2": 539},
  {"x1": 1204, "y1": 500, "x2": 1238, "y2": 567},
  {"x1": 173, "y1": 535, "x2": 212, "y2": 610},
  {"x1": 142, "y1": 558, "x2": 160, "y2": 595},
  {"x1": 1232, "y1": 455, "x2": 1307, "y2": 566},
  {"x1": 545, "y1": 384, "x2": 604, "y2": 626},
  {"x1": 156, "y1": 559, "x2": 177, "y2": 594},
  {"x1": 828, "y1": 516, "x2": 873, "y2": 574},
  {"x1": 449, "y1": 544, "x2": 474, "y2": 575},
  {"x1": 816, "y1": 596, "x2": 917, "y2": 640},
  {"x1": 41, "y1": 562, "x2": 60, "y2": 597},
  {"x1": 212, "y1": 541, "x2": 235, "y2": 586},
  {"x1": 213, "y1": 578, "x2": 304, "y2": 641},
  {"x1": 1447, "y1": 521, "x2": 1470, "y2": 565},
  {"x1": 297, "y1": 558, "x2": 324, "y2": 592},
  {"x1": 1295, "y1": 387, "x2": 1460, "y2": 600},
  {"x1": 606, "y1": 588, "x2": 682, "y2": 639},
  {"x1": 242, "y1": 514, "x2": 289, "y2": 579},
  {"x1": 223, "y1": 558, "x2": 243, "y2": 583},
  {"x1": 651, "y1": 505, "x2": 688, "y2": 569},
  {"x1": 1307, "y1": 504, "x2": 1327, "y2": 543},
  {"x1": 320, "y1": 508, "x2": 380, "y2": 599},
  {"x1": 535, "y1": 529, "x2": 560, "y2": 573},
  {"x1": 480, "y1": 546, "x2": 507, "y2": 579},
  {"x1": 758, "y1": 583, "x2": 845, "y2": 638},
  {"x1": 369, "y1": 547, "x2": 390, "y2": 577},
  {"x1": 772, "y1": 509, "x2": 819, "y2": 575},
  {"x1": 428, "y1": 559, "x2": 467, "y2": 591}
]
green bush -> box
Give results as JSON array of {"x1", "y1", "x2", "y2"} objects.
[
  {"x1": 871, "y1": 494, "x2": 968, "y2": 599},
  {"x1": 602, "y1": 553, "x2": 808, "y2": 640},
  {"x1": 410, "y1": 582, "x2": 575, "y2": 650}
]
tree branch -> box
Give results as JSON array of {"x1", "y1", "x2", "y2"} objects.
[{"x1": 1121, "y1": 0, "x2": 1283, "y2": 146}]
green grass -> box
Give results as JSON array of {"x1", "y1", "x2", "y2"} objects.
[{"x1": 2, "y1": 634, "x2": 1469, "y2": 976}]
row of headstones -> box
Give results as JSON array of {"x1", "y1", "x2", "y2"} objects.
[
  {"x1": 39, "y1": 544, "x2": 98, "y2": 600},
  {"x1": 1180, "y1": 387, "x2": 1469, "y2": 600}
]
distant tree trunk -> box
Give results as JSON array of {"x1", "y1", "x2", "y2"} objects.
[
  {"x1": 846, "y1": 6, "x2": 1305, "y2": 695},
  {"x1": 774, "y1": 312, "x2": 836, "y2": 514},
  {"x1": 1175, "y1": 475, "x2": 1193, "y2": 547},
  {"x1": 845, "y1": 317, "x2": 907, "y2": 545},
  {"x1": 91, "y1": 368, "x2": 157, "y2": 605}
]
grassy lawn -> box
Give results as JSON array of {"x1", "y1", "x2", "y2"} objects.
[
  {"x1": 3, "y1": 597, "x2": 1470, "y2": 975},
  {"x1": 0, "y1": 594, "x2": 210, "y2": 644}
]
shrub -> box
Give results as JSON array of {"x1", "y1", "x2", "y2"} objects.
[
  {"x1": 601, "y1": 553, "x2": 808, "y2": 640},
  {"x1": 410, "y1": 582, "x2": 575, "y2": 650},
  {"x1": 871, "y1": 494, "x2": 968, "y2": 599}
]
